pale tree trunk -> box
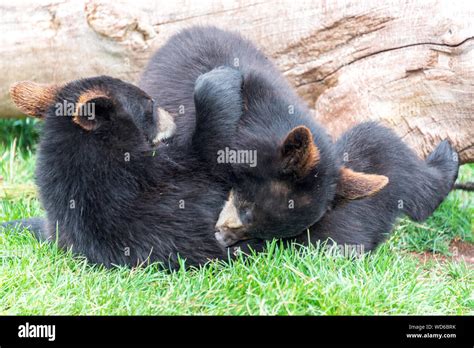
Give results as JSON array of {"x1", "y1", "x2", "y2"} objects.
[{"x1": 1, "y1": 0, "x2": 472, "y2": 163}]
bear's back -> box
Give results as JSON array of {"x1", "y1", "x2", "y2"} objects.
[{"x1": 139, "y1": 26, "x2": 290, "y2": 148}]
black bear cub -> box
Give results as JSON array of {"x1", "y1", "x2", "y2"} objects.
[
  {"x1": 234, "y1": 122, "x2": 460, "y2": 253},
  {"x1": 299, "y1": 122, "x2": 459, "y2": 251},
  {"x1": 146, "y1": 27, "x2": 457, "y2": 250},
  {"x1": 140, "y1": 26, "x2": 389, "y2": 246},
  {"x1": 8, "y1": 76, "x2": 236, "y2": 269}
]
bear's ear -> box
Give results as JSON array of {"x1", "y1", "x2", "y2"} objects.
[
  {"x1": 337, "y1": 167, "x2": 389, "y2": 199},
  {"x1": 280, "y1": 126, "x2": 320, "y2": 178},
  {"x1": 10, "y1": 81, "x2": 59, "y2": 118},
  {"x1": 72, "y1": 90, "x2": 115, "y2": 131}
]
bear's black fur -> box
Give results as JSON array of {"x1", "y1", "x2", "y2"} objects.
[
  {"x1": 233, "y1": 122, "x2": 459, "y2": 253},
  {"x1": 3, "y1": 26, "x2": 460, "y2": 263},
  {"x1": 140, "y1": 26, "x2": 388, "y2": 246},
  {"x1": 7, "y1": 76, "x2": 235, "y2": 268},
  {"x1": 299, "y1": 122, "x2": 459, "y2": 251},
  {"x1": 1, "y1": 217, "x2": 46, "y2": 241}
]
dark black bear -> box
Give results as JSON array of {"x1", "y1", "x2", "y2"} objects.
[
  {"x1": 301, "y1": 122, "x2": 459, "y2": 251},
  {"x1": 140, "y1": 26, "x2": 389, "y2": 246},
  {"x1": 231, "y1": 122, "x2": 460, "y2": 253},
  {"x1": 7, "y1": 76, "x2": 238, "y2": 269}
]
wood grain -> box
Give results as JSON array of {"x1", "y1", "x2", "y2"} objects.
[{"x1": 1, "y1": 0, "x2": 472, "y2": 162}]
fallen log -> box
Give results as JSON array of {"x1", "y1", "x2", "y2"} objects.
[{"x1": 0, "y1": 0, "x2": 472, "y2": 162}]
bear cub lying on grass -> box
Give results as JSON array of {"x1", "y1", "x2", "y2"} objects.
[
  {"x1": 140, "y1": 25, "x2": 458, "y2": 251},
  {"x1": 3, "y1": 67, "x2": 388, "y2": 269},
  {"x1": 195, "y1": 67, "x2": 459, "y2": 251},
  {"x1": 7, "y1": 76, "x2": 239, "y2": 269},
  {"x1": 197, "y1": 69, "x2": 459, "y2": 251},
  {"x1": 141, "y1": 26, "x2": 389, "y2": 247},
  {"x1": 2, "y1": 26, "x2": 460, "y2": 267},
  {"x1": 296, "y1": 122, "x2": 459, "y2": 252}
]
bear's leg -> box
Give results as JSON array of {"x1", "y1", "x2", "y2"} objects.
[
  {"x1": 192, "y1": 66, "x2": 243, "y2": 163},
  {"x1": 402, "y1": 140, "x2": 459, "y2": 222},
  {"x1": 0, "y1": 217, "x2": 50, "y2": 241}
]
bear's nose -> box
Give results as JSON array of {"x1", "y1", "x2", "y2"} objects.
[
  {"x1": 215, "y1": 189, "x2": 250, "y2": 247},
  {"x1": 214, "y1": 226, "x2": 247, "y2": 247},
  {"x1": 215, "y1": 211, "x2": 245, "y2": 247}
]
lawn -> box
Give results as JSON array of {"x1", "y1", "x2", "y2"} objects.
[{"x1": 0, "y1": 118, "x2": 472, "y2": 315}]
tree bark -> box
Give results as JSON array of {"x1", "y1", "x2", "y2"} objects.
[{"x1": 1, "y1": 0, "x2": 472, "y2": 163}]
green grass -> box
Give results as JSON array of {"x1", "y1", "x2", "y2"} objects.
[{"x1": 0, "y1": 118, "x2": 473, "y2": 315}]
